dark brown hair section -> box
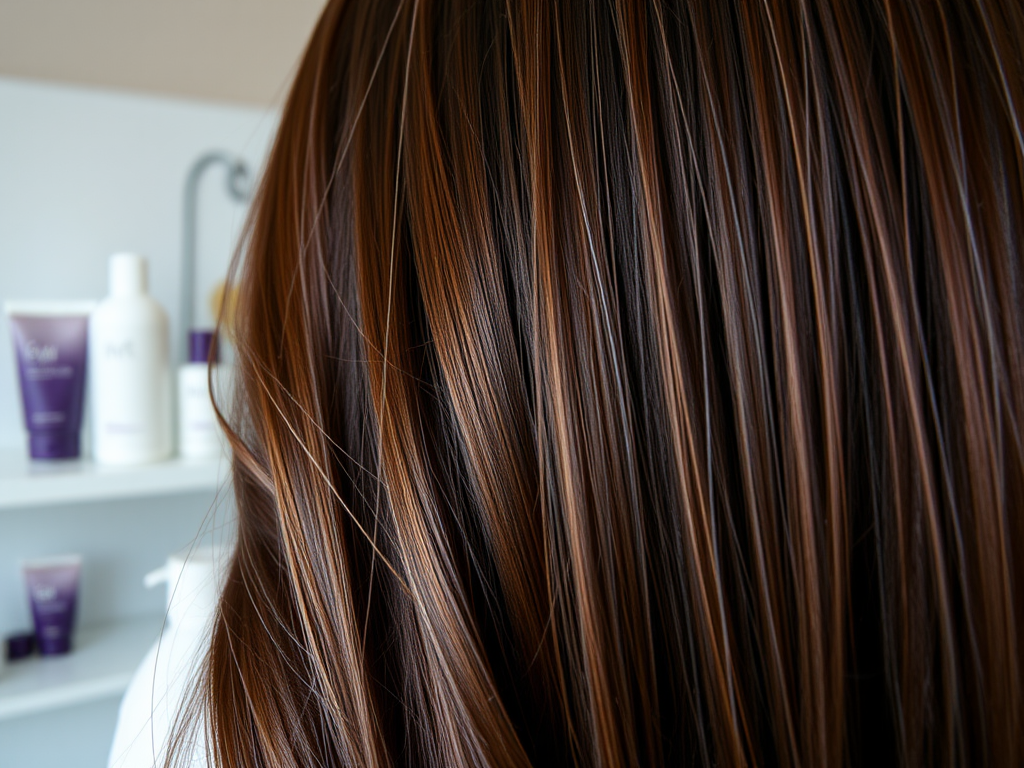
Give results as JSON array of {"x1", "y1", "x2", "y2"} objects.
[{"x1": 191, "y1": 0, "x2": 1024, "y2": 765}]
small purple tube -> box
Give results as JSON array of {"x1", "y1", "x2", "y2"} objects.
[
  {"x1": 6, "y1": 302, "x2": 94, "y2": 460},
  {"x1": 22, "y1": 555, "x2": 82, "y2": 655}
]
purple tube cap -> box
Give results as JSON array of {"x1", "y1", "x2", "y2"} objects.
[
  {"x1": 29, "y1": 430, "x2": 80, "y2": 460},
  {"x1": 189, "y1": 331, "x2": 218, "y2": 364},
  {"x1": 6, "y1": 631, "x2": 35, "y2": 660}
]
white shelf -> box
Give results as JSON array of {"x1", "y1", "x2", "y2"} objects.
[
  {"x1": 0, "y1": 449, "x2": 228, "y2": 510},
  {"x1": 0, "y1": 616, "x2": 163, "y2": 720}
]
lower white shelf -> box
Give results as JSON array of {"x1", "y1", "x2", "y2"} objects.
[{"x1": 0, "y1": 615, "x2": 164, "y2": 721}]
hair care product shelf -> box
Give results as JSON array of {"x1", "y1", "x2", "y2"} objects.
[
  {"x1": 0, "y1": 616, "x2": 163, "y2": 720},
  {"x1": 0, "y1": 449, "x2": 228, "y2": 510}
]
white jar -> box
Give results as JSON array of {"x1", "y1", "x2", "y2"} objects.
[
  {"x1": 177, "y1": 330, "x2": 228, "y2": 459},
  {"x1": 90, "y1": 253, "x2": 172, "y2": 464}
]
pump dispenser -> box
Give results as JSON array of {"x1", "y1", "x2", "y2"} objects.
[
  {"x1": 109, "y1": 547, "x2": 225, "y2": 767},
  {"x1": 90, "y1": 253, "x2": 172, "y2": 464}
]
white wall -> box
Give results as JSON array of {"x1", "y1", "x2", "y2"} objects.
[
  {"x1": 0, "y1": 77, "x2": 277, "y2": 768},
  {"x1": 0, "y1": 695, "x2": 122, "y2": 768},
  {"x1": 0, "y1": 75, "x2": 278, "y2": 450}
]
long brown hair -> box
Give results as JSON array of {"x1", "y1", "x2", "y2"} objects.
[{"x1": 190, "y1": 0, "x2": 1024, "y2": 765}]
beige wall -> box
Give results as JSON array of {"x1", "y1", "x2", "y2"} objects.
[{"x1": 0, "y1": 0, "x2": 327, "y2": 106}]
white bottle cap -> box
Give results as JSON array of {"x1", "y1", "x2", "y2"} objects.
[{"x1": 109, "y1": 253, "x2": 148, "y2": 296}]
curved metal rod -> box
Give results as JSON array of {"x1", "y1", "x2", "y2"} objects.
[{"x1": 181, "y1": 152, "x2": 251, "y2": 363}]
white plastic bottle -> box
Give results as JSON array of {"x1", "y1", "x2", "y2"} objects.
[
  {"x1": 177, "y1": 330, "x2": 226, "y2": 459},
  {"x1": 108, "y1": 546, "x2": 225, "y2": 768},
  {"x1": 90, "y1": 253, "x2": 172, "y2": 464}
]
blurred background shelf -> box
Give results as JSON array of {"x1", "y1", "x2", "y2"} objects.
[
  {"x1": 0, "y1": 616, "x2": 163, "y2": 721},
  {"x1": 0, "y1": 449, "x2": 228, "y2": 510}
]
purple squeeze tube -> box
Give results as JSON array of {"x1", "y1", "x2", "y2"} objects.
[
  {"x1": 22, "y1": 556, "x2": 83, "y2": 655},
  {"x1": 5, "y1": 302, "x2": 94, "y2": 460}
]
